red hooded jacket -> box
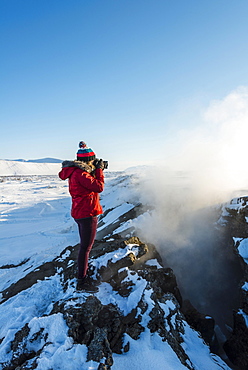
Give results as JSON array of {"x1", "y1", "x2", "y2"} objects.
[{"x1": 58, "y1": 160, "x2": 104, "y2": 219}]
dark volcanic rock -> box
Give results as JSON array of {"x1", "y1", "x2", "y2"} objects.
[
  {"x1": 224, "y1": 311, "x2": 248, "y2": 370},
  {"x1": 223, "y1": 198, "x2": 248, "y2": 238},
  {"x1": 0, "y1": 235, "x2": 231, "y2": 370},
  {"x1": 137, "y1": 266, "x2": 183, "y2": 306},
  {"x1": 220, "y1": 196, "x2": 248, "y2": 369}
]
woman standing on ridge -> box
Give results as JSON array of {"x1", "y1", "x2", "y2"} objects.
[{"x1": 58, "y1": 141, "x2": 105, "y2": 291}]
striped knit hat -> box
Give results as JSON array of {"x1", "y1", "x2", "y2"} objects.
[{"x1": 77, "y1": 141, "x2": 96, "y2": 162}]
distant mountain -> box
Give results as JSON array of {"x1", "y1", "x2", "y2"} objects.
[
  {"x1": 7, "y1": 158, "x2": 63, "y2": 163},
  {"x1": 28, "y1": 158, "x2": 62, "y2": 163}
]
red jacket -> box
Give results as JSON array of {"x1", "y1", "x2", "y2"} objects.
[{"x1": 58, "y1": 160, "x2": 104, "y2": 219}]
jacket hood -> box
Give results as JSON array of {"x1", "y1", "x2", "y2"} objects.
[
  {"x1": 62, "y1": 160, "x2": 94, "y2": 173},
  {"x1": 59, "y1": 160, "x2": 95, "y2": 180}
]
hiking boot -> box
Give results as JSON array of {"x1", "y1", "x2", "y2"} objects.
[{"x1": 76, "y1": 278, "x2": 98, "y2": 293}]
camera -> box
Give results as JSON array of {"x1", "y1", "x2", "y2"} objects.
[
  {"x1": 103, "y1": 160, "x2": 108, "y2": 169},
  {"x1": 94, "y1": 159, "x2": 108, "y2": 170}
]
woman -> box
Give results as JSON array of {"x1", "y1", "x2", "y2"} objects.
[{"x1": 58, "y1": 141, "x2": 105, "y2": 291}]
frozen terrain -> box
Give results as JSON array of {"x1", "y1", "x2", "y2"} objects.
[{"x1": 0, "y1": 160, "x2": 233, "y2": 369}]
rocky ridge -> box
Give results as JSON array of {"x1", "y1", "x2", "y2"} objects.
[
  {"x1": 98, "y1": 176, "x2": 248, "y2": 370},
  {"x1": 218, "y1": 196, "x2": 248, "y2": 370},
  {"x1": 0, "y1": 235, "x2": 230, "y2": 370}
]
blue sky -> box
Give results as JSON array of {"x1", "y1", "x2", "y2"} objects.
[{"x1": 1, "y1": 0, "x2": 248, "y2": 170}]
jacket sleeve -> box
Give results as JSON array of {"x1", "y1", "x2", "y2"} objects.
[
  {"x1": 58, "y1": 169, "x2": 67, "y2": 180},
  {"x1": 78, "y1": 168, "x2": 104, "y2": 193}
]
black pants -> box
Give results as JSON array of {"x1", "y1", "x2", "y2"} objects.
[{"x1": 75, "y1": 216, "x2": 98, "y2": 279}]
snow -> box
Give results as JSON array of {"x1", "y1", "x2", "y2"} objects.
[
  {"x1": 96, "y1": 279, "x2": 147, "y2": 316},
  {"x1": 237, "y1": 238, "x2": 248, "y2": 263},
  {"x1": 242, "y1": 282, "x2": 248, "y2": 291},
  {"x1": 112, "y1": 332, "x2": 188, "y2": 370},
  {"x1": 0, "y1": 274, "x2": 64, "y2": 363},
  {"x1": 0, "y1": 176, "x2": 78, "y2": 292},
  {"x1": 238, "y1": 309, "x2": 248, "y2": 328},
  {"x1": 97, "y1": 203, "x2": 135, "y2": 231},
  {"x1": 111, "y1": 211, "x2": 151, "y2": 236},
  {"x1": 145, "y1": 258, "x2": 162, "y2": 268},
  {"x1": 0, "y1": 159, "x2": 61, "y2": 176},
  {"x1": 91, "y1": 244, "x2": 139, "y2": 269},
  {"x1": 181, "y1": 322, "x2": 231, "y2": 370},
  {"x1": 100, "y1": 173, "x2": 139, "y2": 211},
  {"x1": 0, "y1": 164, "x2": 232, "y2": 370}
]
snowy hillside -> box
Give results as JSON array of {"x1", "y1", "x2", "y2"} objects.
[
  {"x1": 0, "y1": 159, "x2": 61, "y2": 176},
  {"x1": 0, "y1": 168, "x2": 247, "y2": 369}
]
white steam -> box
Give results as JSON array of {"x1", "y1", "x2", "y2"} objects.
[
  {"x1": 133, "y1": 87, "x2": 248, "y2": 328},
  {"x1": 170, "y1": 86, "x2": 248, "y2": 198},
  {"x1": 135, "y1": 86, "x2": 248, "y2": 248}
]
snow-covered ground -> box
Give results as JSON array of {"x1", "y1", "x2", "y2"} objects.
[
  {"x1": 0, "y1": 161, "x2": 232, "y2": 369},
  {"x1": 0, "y1": 175, "x2": 77, "y2": 292},
  {"x1": 0, "y1": 158, "x2": 143, "y2": 295}
]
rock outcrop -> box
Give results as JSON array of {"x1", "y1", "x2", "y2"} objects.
[
  {"x1": 219, "y1": 197, "x2": 248, "y2": 370},
  {"x1": 0, "y1": 236, "x2": 230, "y2": 370}
]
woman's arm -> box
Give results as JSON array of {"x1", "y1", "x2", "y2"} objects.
[{"x1": 79, "y1": 168, "x2": 104, "y2": 193}]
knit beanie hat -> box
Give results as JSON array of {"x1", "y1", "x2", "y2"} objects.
[{"x1": 77, "y1": 141, "x2": 96, "y2": 162}]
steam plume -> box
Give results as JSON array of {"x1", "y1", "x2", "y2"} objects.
[{"x1": 134, "y1": 87, "x2": 248, "y2": 336}]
